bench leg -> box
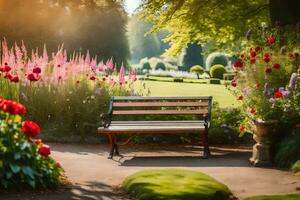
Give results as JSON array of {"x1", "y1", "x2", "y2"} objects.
[
  {"x1": 107, "y1": 133, "x2": 115, "y2": 159},
  {"x1": 202, "y1": 125, "x2": 211, "y2": 158},
  {"x1": 114, "y1": 136, "x2": 120, "y2": 156}
]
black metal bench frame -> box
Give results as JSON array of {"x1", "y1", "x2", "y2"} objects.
[{"x1": 98, "y1": 96, "x2": 212, "y2": 159}]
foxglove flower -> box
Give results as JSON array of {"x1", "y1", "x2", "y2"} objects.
[{"x1": 288, "y1": 73, "x2": 297, "y2": 89}]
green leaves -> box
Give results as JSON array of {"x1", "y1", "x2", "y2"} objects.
[{"x1": 9, "y1": 164, "x2": 21, "y2": 174}]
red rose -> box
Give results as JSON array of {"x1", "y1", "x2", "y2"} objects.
[
  {"x1": 4, "y1": 65, "x2": 11, "y2": 72},
  {"x1": 234, "y1": 60, "x2": 243, "y2": 68},
  {"x1": 250, "y1": 58, "x2": 256, "y2": 63},
  {"x1": 249, "y1": 108, "x2": 256, "y2": 114},
  {"x1": 267, "y1": 35, "x2": 276, "y2": 45},
  {"x1": 90, "y1": 76, "x2": 96, "y2": 81},
  {"x1": 33, "y1": 67, "x2": 42, "y2": 74},
  {"x1": 265, "y1": 67, "x2": 272, "y2": 73},
  {"x1": 10, "y1": 76, "x2": 19, "y2": 83},
  {"x1": 27, "y1": 73, "x2": 39, "y2": 82},
  {"x1": 239, "y1": 125, "x2": 246, "y2": 132},
  {"x1": 250, "y1": 51, "x2": 256, "y2": 57},
  {"x1": 237, "y1": 95, "x2": 243, "y2": 100},
  {"x1": 21, "y1": 120, "x2": 40, "y2": 138},
  {"x1": 263, "y1": 56, "x2": 270, "y2": 63},
  {"x1": 272, "y1": 63, "x2": 280, "y2": 69},
  {"x1": 1, "y1": 100, "x2": 26, "y2": 115},
  {"x1": 255, "y1": 46, "x2": 261, "y2": 52},
  {"x1": 4, "y1": 73, "x2": 13, "y2": 80},
  {"x1": 38, "y1": 144, "x2": 51, "y2": 157},
  {"x1": 0, "y1": 67, "x2": 4, "y2": 72},
  {"x1": 231, "y1": 81, "x2": 237, "y2": 87},
  {"x1": 274, "y1": 91, "x2": 283, "y2": 98},
  {"x1": 34, "y1": 139, "x2": 42, "y2": 145}
]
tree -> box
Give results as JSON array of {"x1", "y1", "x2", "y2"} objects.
[
  {"x1": 181, "y1": 43, "x2": 204, "y2": 71},
  {"x1": 140, "y1": 0, "x2": 300, "y2": 55},
  {"x1": 190, "y1": 65, "x2": 204, "y2": 79},
  {"x1": 0, "y1": 0, "x2": 130, "y2": 69}
]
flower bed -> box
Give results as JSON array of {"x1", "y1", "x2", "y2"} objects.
[{"x1": 0, "y1": 97, "x2": 63, "y2": 189}]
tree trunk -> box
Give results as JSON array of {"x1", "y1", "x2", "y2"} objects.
[{"x1": 269, "y1": 0, "x2": 300, "y2": 26}]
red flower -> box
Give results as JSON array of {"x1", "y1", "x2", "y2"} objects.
[
  {"x1": 265, "y1": 67, "x2": 272, "y2": 73},
  {"x1": 90, "y1": 76, "x2": 96, "y2": 81},
  {"x1": 263, "y1": 56, "x2": 270, "y2": 63},
  {"x1": 250, "y1": 51, "x2": 256, "y2": 57},
  {"x1": 38, "y1": 145, "x2": 51, "y2": 157},
  {"x1": 57, "y1": 64, "x2": 61, "y2": 68},
  {"x1": 239, "y1": 125, "x2": 246, "y2": 132},
  {"x1": 0, "y1": 67, "x2": 4, "y2": 72},
  {"x1": 1, "y1": 100, "x2": 26, "y2": 115},
  {"x1": 234, "y1": 60, "x2": 243, "y2": 68},
  {"x1": 240, "y1": 54, "x2": 245, "y2": 59},
  {"x1": 249, "y1": 108, "x2": 256, "y2": 114},
  {"x1": 102, "y1": 77, "x2": 106, "y2": 81},
  {"x1": 105, "y1": 74, "x2": 109, "y2": 78},
  {"x1": 27, "y1": 73, "x2": 39, "y2": 82},
  {"x1": 34, "y1": 139, "x2": 42, "y2": 145},
  {"x1": 231, "y1": 81, "x2": 237, "y2": 87},
  {"x1": 255, "y1": 46, "x2": 261, "y2": 52},
  {"x1": 4, "y1": 65, "x2": 11, "y2": 72},
  {"x1": 237, "y1": 95, "x2": 243, "y2": 100},
  {"x1": 250, "y1": 58, "x2": 256, "y2": 63},
  {"x1": 267, "y1": 35, "x2": 276, "y2": 45},
  {"x1": 21, "y1": 120, "x2": 40, "y2": 138},
  {"x1": 33, "y1": 67, "x2": 42, "y2": 74},
  {"x1": 272, "y1": 63, "x2": 280, "y2": 69},
  {"x1": 76, "y1": 80, "x2": 80, "y2": 84},
  {"x1": 10, "y1": 76, "x2": 19, "y2": 83},
  {"x1": 4, "y1": 73, "x2": 13, "y2": 80},
  {"x1": 274, "y1": 91, "x2": 283, "y2": 98}
]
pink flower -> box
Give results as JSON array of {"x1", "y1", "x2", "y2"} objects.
[{"x1": 33, "y1": 67, "x2": 42, "y2": 74}]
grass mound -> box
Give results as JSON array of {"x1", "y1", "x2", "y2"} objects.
[
  {"x1": 244, "y1": 193, "x2": 300, "y2": 200},
  {"x1": 122, "y1": 169, "x2": 232, "y2": 200}
]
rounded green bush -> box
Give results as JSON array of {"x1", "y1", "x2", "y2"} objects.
[
  {"x1": 122, "y1": 169, "x2": 232, "y2": 200},
  {"x1": 206, "y1": 52, "x2": 229, "y2": 69},
  {"x1": 210, "y1": 64, "x2": 226, "y2": 79},
  {"x1": 155, "y1": 62, "x2": 166, "y2": 71},
  {"x1": 190, "y1": 65, "x2": 204, "y2": 79}
]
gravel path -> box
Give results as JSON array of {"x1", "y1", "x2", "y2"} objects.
[{"x1": 1, "y1": 144, "x2": 300, "y2": 200}]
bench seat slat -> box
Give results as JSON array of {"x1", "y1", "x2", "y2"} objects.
[
  {"x1": 113, "y1": 102, "x2": 208, "y2": 108},
  {"x1": 113, "y1": 96, "x2": 212, "y2": 101},
  {"x1": 112, "y1": 109, "x2": 208, "y2": 115}
]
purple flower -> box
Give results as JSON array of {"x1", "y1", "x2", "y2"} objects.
[
  {"x1": 246, "y1": 29, "x2": 252, "y2": 40},
  {"x1": 288, "y1": 73, "x2": 298, "y2": 89}
]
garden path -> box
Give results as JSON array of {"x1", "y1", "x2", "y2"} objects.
[{"x1": 1, "y1": 144, "x2": 300, "y2": 200}]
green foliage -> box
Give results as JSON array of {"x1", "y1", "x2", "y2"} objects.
[
  {"x1": 155, "y1": 62, "x2": 166, "y2": 71},
  {"x1": 244, "y1": 193, "x2": 300, "y2": 200},
  {"x1": 181, "y1": 43, "x2": 204, "y2": 71},
  {"x1": 142, "y1": 62, "x2": 151, "y2": 71},
  {"x1": 210, "y1": 64, "x2": 226, "y2": 79},
  {"x1": 274, "y1": 134, "x2": 300, "y2": 168},
  {"x1": 190, "y1": 65, "x2": 204, "y2": 79},
  {"x1": 292, "y1": 160, "x2": 300, "y2": 173},
  {"x1": 122, "y1": 169, "x2": 232, "y2": 200},
  {"x1": 0, "y1": 102, "x2": 63, "y2": 189},
  {"x1": 206, "y1": 52, "x2": 229, "y2": 69},
  {"x1": 0, "y1": 0, "x2": 130, "y2": 68}
]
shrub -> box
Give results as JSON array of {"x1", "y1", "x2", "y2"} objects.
[
  {"x1": 0, "y1": 97, "x2": 63, "y2": 189},
  {"x1": 209, "y1": 78, "x2": 221, "y2": 84},
  {"x1": 190, "y1": 65, "x2": 204, "y2": 79},
  {"x1": 142, "y1": 62, "x2": 151, "y2": 71},
  {"x1": 210, "y1": 64, "x2": 226, "y2": 79},
  {"x1": 206, "y1": 52, "x2": 229, "y2": 69},
  {"x1": 274, "y1": 134, "x2": 300, "y2": 168},
  {"x1": 292, "y1": 160, "x2": 300, "y2": 173},
  {"x1": 173, "y1": 78, "x2": 184, "y2": 82},
  {"x1": 155, "y1": 62, "x2": 166, "y2": 71}
]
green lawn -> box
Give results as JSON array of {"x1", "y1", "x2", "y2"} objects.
[
  {"x1": 244, "y1": 193, "x2": 300, "y2": 200},
  {"x1": 134, "y1": 80, "x2": 237, "y2": 107},
  {"x1": 122, "y1": 169, "x2": 232, "y2": 200}
]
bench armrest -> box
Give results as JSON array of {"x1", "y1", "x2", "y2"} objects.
[{"x1": 100, "y1": 113, "x2": 111, "y2": 128}]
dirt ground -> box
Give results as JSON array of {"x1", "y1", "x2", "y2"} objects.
[{"x1": 1, "y1": 144, "x2": 300, "y2": 200}]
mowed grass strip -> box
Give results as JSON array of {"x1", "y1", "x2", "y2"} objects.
[
  {"x1": 244, "y1": 193, "x2": 300, "y2": 200},
  {"x1": 134, "y1": 80, "x2": 237, "y2": 107},
  {"x1": 122, "y1": 169, "x2": 232, "y2": 200}
]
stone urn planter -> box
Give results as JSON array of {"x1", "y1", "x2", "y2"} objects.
[{"x1": 250, "y1": 119, "x2": 278, "y2": 167}]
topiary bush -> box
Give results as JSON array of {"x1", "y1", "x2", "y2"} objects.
[
  {"x1": 210, "y1": 64, "x2": 226, "y2": 79},
  {"x1": 190, "y1": 65, "x2": 204, "y2": 79},
  {"x1": 155, "y1": 62, "x2": 166, "y2": 71},
  {"x1": 206, "y1": 52, "x2": 229, "y2": 69},
  {"x1": 0, "y1": 97, "x2": 63, "y2": 189}
]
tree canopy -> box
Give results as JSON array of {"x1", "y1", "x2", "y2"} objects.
[
  {"x1": 140, "y1": 0, "x2": 300, "y2": 55},
  {"x1": 0, "y1": 0, "x2": 130, "y2": 68}
]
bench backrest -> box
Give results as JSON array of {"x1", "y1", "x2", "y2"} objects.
[{"x1": 107, "y1": 96, "x2": 213, "y2": 122}]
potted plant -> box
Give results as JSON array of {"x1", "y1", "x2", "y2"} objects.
[{"x1": 230, "y1": 29, "x2": 300, "y2": 166}]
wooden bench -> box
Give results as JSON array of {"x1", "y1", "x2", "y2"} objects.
[{"x1": 98, "y1": 96, "x2": 213, "y2": 159}]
